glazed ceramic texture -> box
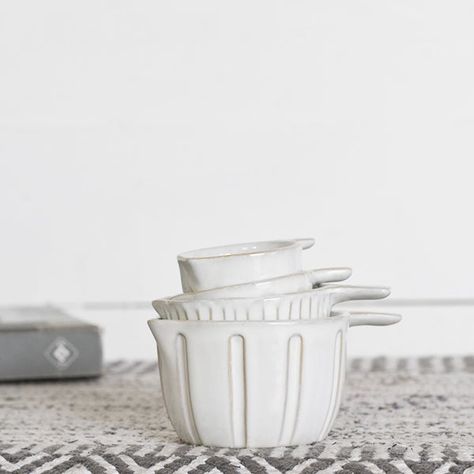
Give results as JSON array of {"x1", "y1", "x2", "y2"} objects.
[
  {"x1": 168, "y1": 267, "x2": 351, "y2": 300},
  {"x1": 148, "y1": 317, "x2": 348, "y2": 448},
  {"x1": 332, "y1": 310, "x2": 401, "y2": 327},
  {"x1": 152, "y1": 284, "x2": 390, "y2": 321},
  {"x1": 177, "y1": 238, "x2": 314, "y2": 293}
]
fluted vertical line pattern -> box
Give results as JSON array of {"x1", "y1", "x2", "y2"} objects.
[
  {"x1": 318, "y1": 330, "x2": 343, "y2": 441},
  {"x1": 176, "y1": 334, "x2": 201, "y2": 445},
  {"x1": 323, "y1": 332, "x2": 346, "y2": 438},
  {"x1": 228, "y1": 335, "x2": 247, "y2": 447},
  {"x1": 157, "y1": 346, "x2": 172, "y2": 423},
  {"x1": 278, "y1": 335, "x2": 303, "y2": 446}
]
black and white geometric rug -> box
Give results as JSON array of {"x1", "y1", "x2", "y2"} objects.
[{"x1": 1, "y1": 357, "x2": 474, "y2": 473}]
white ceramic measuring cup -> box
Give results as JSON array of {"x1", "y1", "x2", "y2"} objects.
[
  {"x1": 169, "y1": 267, "x2": 351, "y2": 300},
  {"x1": 177, "y1": 238, "x2": 315, "y2": 293},
  {"x1": 152, "y1": 284, "x2": 391, "y2": 321},
  {"x1": 148, "y1": 316, "x2": 348, "y2": 447},
  {"x1": 148, "y1": 311, "x2": 400, "y2": 448}
]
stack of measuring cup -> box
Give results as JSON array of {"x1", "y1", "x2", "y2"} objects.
[{"x1": 149, "y1": 238, "x2": 401, "y2": 448}]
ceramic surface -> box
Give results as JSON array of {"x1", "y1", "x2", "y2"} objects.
[
  {"x1": 148, "y1": 316, "x2": 348, "y2": 447},
  {"x1": 177, "y1": 238, "x2": 315, "y2": 292},
  {"x1": 152, "y1": 284, "x2": 391, "y2": 321},
  {"x1": 331, "y1": 310, "x2": 401, "y2": 327},
  {"x1": 167, "y1": 267, "x2": 352, "y2": 300}
]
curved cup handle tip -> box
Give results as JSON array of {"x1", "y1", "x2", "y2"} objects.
[
  {"x1": 325, "y1": 285, "x2": 391, "y2": 304},
  {"x1": 347, "y1": 312, "x2": 402, "y2": 327},
  {"x1": 309, "y1": 267, "x2": 352, "y2": 287}
]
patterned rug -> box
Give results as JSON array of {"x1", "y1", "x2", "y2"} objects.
[{"x1": 1, "y1": 357, "x2": 474, "y2": 473}]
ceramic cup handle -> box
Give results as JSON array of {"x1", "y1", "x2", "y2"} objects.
[
  {"x1": 309, "y1": 268, "x2": 352, "y2": 287},
  {"x1": 324, "y1": 285, "x2": 391, "y2": 305},
  {"x1": 348, "y1": 312, "x2": 402, "y2": 327}
]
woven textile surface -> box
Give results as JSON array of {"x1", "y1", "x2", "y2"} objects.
[{"x1": 1, "y1": 357, "x2": 474, "y2": 473}]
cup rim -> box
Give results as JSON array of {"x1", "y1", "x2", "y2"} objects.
[{"x1": 177, "y1": 239, "x2": 312, "y2": 261}]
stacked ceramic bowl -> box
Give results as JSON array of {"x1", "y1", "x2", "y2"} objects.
[{"x1": 149, "y1": 239, "x2": 401, "y2": 448}]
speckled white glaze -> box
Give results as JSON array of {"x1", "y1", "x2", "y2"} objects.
[
  {"x1": 152, "y1": 284, "x2": 391, "y2": 321},
  {"x1": 177, "y1": 238, "x2": 315, "y2": 293},
  {"x1": 167, "y1": 267, "x2": 352, "y2": 300},
  {"x1": 148, "y1": 316, "x2": 348, "y2": 447}
]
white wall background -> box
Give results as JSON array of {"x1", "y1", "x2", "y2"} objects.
[{"x1": 1, "y1": 1, "x2": 474, "y2": 358}]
